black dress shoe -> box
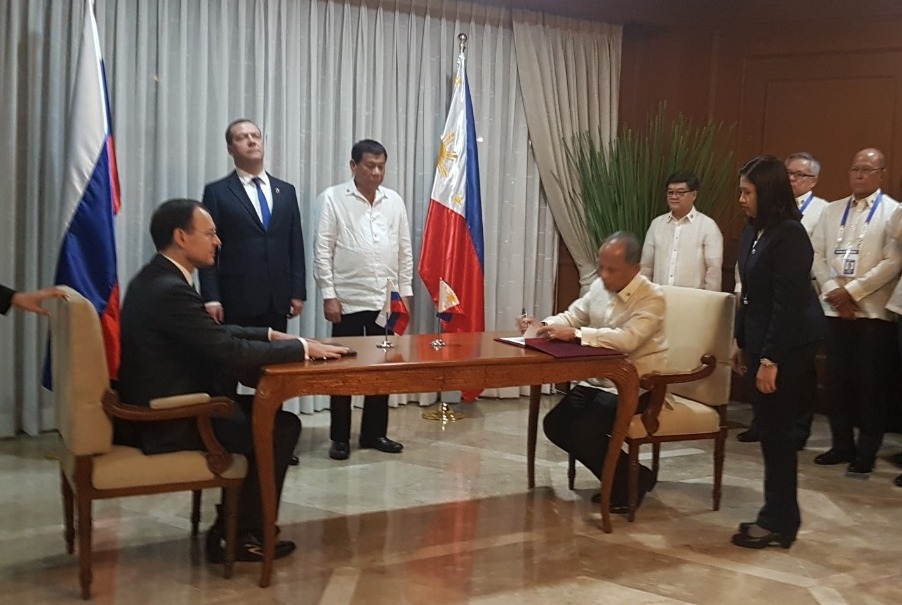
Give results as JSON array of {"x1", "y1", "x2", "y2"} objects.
[
  {"x1": 359, "y1": 436, "x2": 403, "y2": 453},
  {"x1": 891, "y1": 451, "x2": 902, "y2": 469},
  {"x1": 731, "y1": 527, "x2": 793, "y2": 549},
  {"x1": 845, "y1": 458, "x2": 874, "y2": 477},
  {"x1": 288, "y1": 454, "x2": 300, "y2": 466},
  {"x1": 814, "y1": 449, "x2": 855, "y2": 465},
  {"x1": 894, "y1": 474, "x2": 902, "y2": 487},
  {"x1": 736, "y1": 429, "x2": 760, "y2": 443},
  {"x1": 593, "y1": 467, "x2": 656, "y2": 513},
  {"x1": 329, "y1": 441, "x2": 350, "y2": 460},
  {"x1": 206, "y1": 529, "x2": 296, "y2": 563}
]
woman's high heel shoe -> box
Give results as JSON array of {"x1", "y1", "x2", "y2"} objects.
[{"x1": 731, "y1": 528, "x2": 794, "y2": 549}]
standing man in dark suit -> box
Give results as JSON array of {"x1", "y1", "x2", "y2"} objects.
[
  {"x1": 198, "y1": 118, "x2": 306, "y2": 332},
  {"x1": 117, "y1": 199, "x2": 348, "y2": 563},
  {"x1": 199, "y1": 118, "x2": 306, "y2": 465}
]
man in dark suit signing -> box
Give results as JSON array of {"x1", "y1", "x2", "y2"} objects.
[
  {"x1": 117, "y1": 199, "x2": 348, "y2": 563},
  {"x1": 199, "y1": 118, "x2": 306, "y2": 465}
]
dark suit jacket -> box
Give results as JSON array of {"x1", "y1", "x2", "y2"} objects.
[
  {"x1": 117, "y1": 254, "x2": 305, "y2": 453},
  {"x1": 735, "y1": 219, "x2": 826, "y2": 362},
  {"x1": 0, "y1": 283, "x2": 14, "y2": 315},
  {"x1": 198, "y1": 171, "x2": 306, "y2": 320}
]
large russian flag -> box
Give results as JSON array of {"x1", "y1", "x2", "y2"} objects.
[
  {"x1": 418, "y1": 49, "x2": 484, "y2": 337},
  {"x1": 53, "y1": 0, "x2": 121, "y2": 378}
]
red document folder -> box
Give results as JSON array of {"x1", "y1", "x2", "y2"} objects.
[{"x1": 496, "y1": 336, "x2": 622, "y2": 358}]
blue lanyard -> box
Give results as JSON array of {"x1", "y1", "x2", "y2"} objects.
[
  {"x1": 799, "y1": 193, "x2": 814, "y2": 214},
  {"x1": 837, "y1": 192, "x2": 882, "y2": 245}
]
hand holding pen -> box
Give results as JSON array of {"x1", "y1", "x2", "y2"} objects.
[{"x1": 516, "y1": 307, "x2": 538, "y2": 334}]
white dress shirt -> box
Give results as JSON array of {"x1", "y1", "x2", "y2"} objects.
[
  {"x1": 796, "y1": 191, "x2": 828, "y2": 238},
  {"x1": 884, "y1": 204, "x2": 902, "y2": 315},
  {"x1": 640, "y1": 207, "x2": 723, "y2": 291},
  {"x1": 811, "y1": 189, "x2": 901, "y2": 320},
  {"x1": 235, "y1": 167, "x2": 273, "y2": 223},
  {"x1": 542, "y1": 273, "x2": 668, "y2": 391},
  {"x1": 313, "y1": 180, "x2": 413, "y2": 314}
]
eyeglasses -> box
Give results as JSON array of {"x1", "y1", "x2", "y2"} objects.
[
  {"x1": 666, "y1": 189, "x2": 694, "y2": 198},
  {"x1": 186, "y1": 228, "x2": 218, "y2": 239},
  {"x1": 787, "y1": 171, "x2": 815, "y2": 179},
  {"x1": 849, "y1": 167, "x2": 884, "y2": 176}
]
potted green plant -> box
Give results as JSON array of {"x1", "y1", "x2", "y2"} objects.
[{"x1": 564, "y1": 103, "x2": 736, "y2": 251}]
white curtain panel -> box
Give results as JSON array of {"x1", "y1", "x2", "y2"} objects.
[
  {"x1": 512, "y1": 10, "x2": 622, "y2": 289},
  {"x1": 0, "y1": 0, "x2": 619, "y2": 435}
]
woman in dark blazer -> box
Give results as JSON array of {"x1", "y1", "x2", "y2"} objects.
[{"x1": 731, "y1": 155, "x2": 826, "y2": 549}]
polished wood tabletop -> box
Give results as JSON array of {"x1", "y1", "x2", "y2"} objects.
[{"x1": 251, "y1": 331, "x2": 638, "y2": 587}]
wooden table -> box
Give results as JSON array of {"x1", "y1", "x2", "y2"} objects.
[{"x1": 252, "y1": 331, "x2": 637, "y2": 587}]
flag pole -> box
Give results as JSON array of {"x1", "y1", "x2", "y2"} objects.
[
  {"x1": 422, "y1": 33, "x2": 471, "y2": 424},
  {"x1": 423, "y1": 277, "x2": 464, "y2": 422}
]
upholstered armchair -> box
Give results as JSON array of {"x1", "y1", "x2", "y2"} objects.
[
  {"x1": 47, "y1": 287, "x2": 248, "y2": 599},
  {"x1": 569, "y1": 285, "x2": 735, "y2": 522}
]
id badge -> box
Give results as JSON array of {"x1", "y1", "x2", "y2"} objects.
[{"x1": 832, "y1": 248, "x2": 860, "y2": 277}]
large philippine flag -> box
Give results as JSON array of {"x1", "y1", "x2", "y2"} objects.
[
  {"x1": 418, "y1": 49, "x2": 484, "y2": 338},
  {"x1": 53, "y1": 0, "x2": 122, "y2": 378}
]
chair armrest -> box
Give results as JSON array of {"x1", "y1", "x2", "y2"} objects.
[
  {"x1": 104, "y1": 390, "x2": 236, "y2": 422},
  {"x1": 102, "y1": 389, "x2": 238, "y2": 475},
  {"x1": 149, "y1": 393, "x2": 212, "y2": 409},
  {"x1": 638, "y1": 355, "x2": 717, "y2": 435}
]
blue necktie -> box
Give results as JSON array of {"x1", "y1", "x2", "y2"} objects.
[{"x1": 253, "y1": 176, "x2": 271, "y2": 229}]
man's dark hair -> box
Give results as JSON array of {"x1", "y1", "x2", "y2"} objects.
[
  {"x1": 150, "y1": 199, "x2": 204, "y2": 251},
  {"x1": 225, "y1": 118, "x2": 259, "y2": 145},
  {"x1": 603, "y1": 231, "x2": 642, "y2": 264},
  {"x1": 739, "y1": 155, "x2": 802, "y2": 230},
  {"x1": 351, "y1": 139, "x2": 388, "y2": 163},
  {"x1": 665, "y1": 171, "x2": 700, "y2": 191}
]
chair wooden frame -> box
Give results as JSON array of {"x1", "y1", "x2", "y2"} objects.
[
  {"x1": 566, "y1": 355, "x2": 727, "y2": 521},
  {"x1": 60, "y1": 389, "x2": 245, "y2": 599}
]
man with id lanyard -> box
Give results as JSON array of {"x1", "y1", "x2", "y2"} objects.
[{"x1": 811, "y1": 148, "x2": 902, "y2": 478}]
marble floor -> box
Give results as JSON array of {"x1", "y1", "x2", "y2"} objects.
[{"x1": 2, "y1": 397, "x2": 901, "y2": 604}]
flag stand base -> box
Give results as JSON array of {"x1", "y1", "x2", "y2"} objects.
[
  {"x1": 376, "y1": 338, "x2": 395, "y2": 349},
  {"x1": 422, "y1": 401, "x2": 465, "y2": 422}
]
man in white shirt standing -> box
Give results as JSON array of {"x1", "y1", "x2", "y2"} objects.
[
  {"x1": 737, "y1": 152, "x2": 829, "y2": 447},
  {"x1": 640, "y1": 171, "x2": 723, "y2": 291},
  {"x1": 785, "y1": 152, "x2": 828, "y2": 238},
  {"x1": 811, "y1": 148, "x2": 901, "y2": 477},
  {"x1": 314, "y1": 139, "x2": 413, "y2": 461}
]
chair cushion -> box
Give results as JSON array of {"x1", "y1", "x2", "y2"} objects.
[
  {"x1": 61, "y1": 446, "x2": 247, "y2": 490},
  {"x1": 659, "y1": 285, "x2": 735, "y2": 406},
  {"x1": 628, "y1": 394, "x2": 721, "y2": 439}
]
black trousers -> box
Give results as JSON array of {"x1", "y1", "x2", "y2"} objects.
[
  {"x1": 214, "y1": 399, "x2": 300, "y2": 534},
  {"x1": 222, "y1": 302, "x2": 298, "y2": 532},
  {"x1": 745, "y1": 353, "x2": 817, "y2": 448},
  {"x1": 824, "y1": 317, "x2": 896, "y2": 463},
  {"x1": 542, "y1": 385, "x2": 650, "y2": 501},
  {"x1": 329, "y1": 310, "x2": 390, "y2": 442},
  {"x1": 752, "y1": 340, "x2": 819, "y2": 539},
  {"x1": 226, "y1": 303, "x2": 289, "y2": 333},
  {"x1": 116, "y1": 398, "x2": 301, "y2": 535}
]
